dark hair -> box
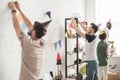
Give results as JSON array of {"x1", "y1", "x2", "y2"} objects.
[
  {"x1": 33, "y1": 21, "x2": 47, "y2": 38},
  {"x1": 99, "y1": 32, "x2": 106, "y2": 40},
  {"x1": 91, "y1": 23, "x2": 98, "y2": 33},
  {"x1": 106, "y1": 22, "x2": 112, "y2": 30}
]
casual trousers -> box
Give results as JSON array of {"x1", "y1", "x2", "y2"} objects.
[
  {"x1": 98, "y1": 65, "x2": 108, "y2": 80},
  {"x1": 87, "y1": 60, "x2": 98, "y2": 80}
]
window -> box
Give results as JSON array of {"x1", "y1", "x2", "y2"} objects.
[{"x1": 96, "y1": 0, "x2": 120, "y2": 55}]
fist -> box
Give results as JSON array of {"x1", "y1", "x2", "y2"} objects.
[
  {"x1": 8, "y1": 2, "x2": 15, "y2": 10},
  {"x1": 14, "y1": 1, "x2": 20, "y2": 10}
]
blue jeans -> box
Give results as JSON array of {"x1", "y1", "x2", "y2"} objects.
[{"x1": 87, "y1": 60, "x2": 98, "y2": 80}]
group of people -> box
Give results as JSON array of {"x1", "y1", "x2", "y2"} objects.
[
  {"x1": 8, "y1": 1, "x2": 112, "y2": 80},
  {"x1": 71, "y1": 18, "x2": 112, "y2": 80}
]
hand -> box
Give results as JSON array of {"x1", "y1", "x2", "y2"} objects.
[
  {"x1": 110, "y1": 54, "x2": 113, "y2": 58},
  {"x1": 8, "y1": 2, "x2": 16, "y2": 11},
  {"x1": 71, "y1": 18, "x2": 77, "y2": 28},
  {"x1": 14, "y1": 1, "x2": 21, "y2": 11}
]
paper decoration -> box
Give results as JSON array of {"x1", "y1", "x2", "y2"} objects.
[
  {"x1": 42, "y1": 20, "x2": 52, "y2": 28},
  {"x1": 54, "y1": 42, "x2": 58, "y2": 51},
  {"x1": 97, "y1": 23, "x2": 102, "y2": 27},
  {"x1": 50, "y1": 42, "x2": 54, "y2": 51},
  {"x1": 65, "y1": 32, "x2": 68, "y2": 38},
  {"x1": 46, "y1": 11, "x2": 51, "y2": 19},
  {"x1": 58, "y1": 40, "x2": 61, "y2": 48},
  {"x1": 99, "y1": 29, "x2": 104, "y2": 35},
  {"x1": 69, "y1": 23, "x2": 74, "y2": 29}
]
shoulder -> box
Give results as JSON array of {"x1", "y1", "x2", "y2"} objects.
[{"x1": 85, "y1": 34, "x2": 96, "y2": 42}]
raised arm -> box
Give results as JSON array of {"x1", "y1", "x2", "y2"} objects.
[
  {"x1": 14, "y1": 1, "x2": 33, "y2": 31},
  {"x1": 8, "y1": 2, "x2": 24, "y2": 42},
  {"x1": 71, "y1": 18, "x2": 85, "y2": 38},
  {"x1": 78, "y1": 21, "x2": 88, "y2": 32}
]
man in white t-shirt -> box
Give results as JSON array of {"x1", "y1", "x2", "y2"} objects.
[
  {"x1": 72, "y1": 18, "x2": 99, "y2": 80},
  {"x1": 103, "y1": 22, "x2": 112, "y2": 43}
]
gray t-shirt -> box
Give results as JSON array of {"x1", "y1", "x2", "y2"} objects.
[{"x1": 19, "y1": 34, "x2": 44, "y2": 80}]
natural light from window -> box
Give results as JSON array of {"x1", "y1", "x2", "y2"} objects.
[{"x1": 96, "y1": 0, "x2": 120, "y2": 56}]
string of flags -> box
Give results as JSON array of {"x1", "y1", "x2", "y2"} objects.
[
  {"x1": 48, "y1": 37, "x2": 65, "y2": 51},
  {"x1": 17, "y1": 11, "x2": 87, "y2": 51},
  {"x1": 17, "y1": 12, "x2": 64, "y2": 51}
]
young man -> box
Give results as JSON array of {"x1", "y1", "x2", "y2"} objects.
[
  {"x1": 8, "y1": 1, "x2": 51, "y2": 80},
  {"x1": 97, "y1": 31, "x2": 110, "y2": 80},
  {"x1": 103, "y1": 21, "x2": 112, "y2": 43},
  {"x1": 71, "y1": 18, "x2": 98, "y2": 80}
]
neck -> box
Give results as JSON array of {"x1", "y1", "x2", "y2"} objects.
[
  {"x1": 90, "y1": 32, "x2": 94, "y2": 35},
  {"x1": 32, "y1": 37, "x2": 40, "y2": 41}
]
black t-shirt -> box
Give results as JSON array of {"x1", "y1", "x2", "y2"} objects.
[{"x1": 85, "y1": 34, "x2": 96, "y2": 42}]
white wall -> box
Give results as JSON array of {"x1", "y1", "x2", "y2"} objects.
[
  {"x1": 0, "y1": 0, "x2": 84, "y2": 80},
  {"x1": 85, "y1": 0, "x2": 95, "y2": 25}
]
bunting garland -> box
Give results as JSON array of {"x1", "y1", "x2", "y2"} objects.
[
  {"x1": 50, "y1": 42, "x2": 54, "y2": 51},
  {"x1": 54, "y1": 42, "x2": 58, "y2": 51},
  {"x1": 17, "y1": 12, "x2": 85, "y2": 52},
  {"x1": 58, "y1": 40, "x2": 61, "y2": 48}
]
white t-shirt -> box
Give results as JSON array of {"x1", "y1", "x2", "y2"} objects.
[
  {"x1": 103, "y1": 27, "x2": 110, "y2": 43},
  {"x1": 84, "y1": 34, "x2": 98, "y2": 61}
]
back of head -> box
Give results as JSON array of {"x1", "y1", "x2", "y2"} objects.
[
  {"x1": 33, "y1": 20, "x2": 51, "y2": 39},
  {"x1": 91, "y1": 23, "x2": 98, "y2": 33},
  {"x1": 99, "y1": 32, "x2": 106, "y2": 41},
  {"x1": 33, "y1": 21, "x2": 47, "y2": 39},
  {"x1": 106, "y1": 22, "x2": 112, "y2": 30}
]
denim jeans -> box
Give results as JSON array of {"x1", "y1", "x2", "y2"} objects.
[{"x1": 87, "y1": 60, "x2": 98, "y2": 80}]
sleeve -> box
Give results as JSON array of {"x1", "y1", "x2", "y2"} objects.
[
  {"x1": 85, "y1": 34, "x2": 96, "y2": 42},
  {"x1": 21, "y1": 33, "x2": 29, "y2": 47}
]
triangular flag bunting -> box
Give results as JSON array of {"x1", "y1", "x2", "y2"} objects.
[
  {"x1": 54, "y1": 42, "x2": 58, "y2": 51},
  {"x1": 99, "y1": 29, "x2": 104, "y2": 35},
  {"x1": 50, "y1": 42, "x2": 53, "y2": 51},
  {"x1": 65, "y1": 32, "x2": 68, "y2": 38},
  {"x1": 46, "y1": 11, "x2": 51, "y2": 19},
  {"x1": 58, "y1": 40, "x2": 61, "y2": 48}
]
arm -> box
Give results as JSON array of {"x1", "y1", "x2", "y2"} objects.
[
  {"x1": 15, "y1": 1, "x2": 33, "y2": 31},
  {"x1": 105, "y1": 45, "x2": 109, "y2": 56},
  {"x1": 78, "y1": 21, "x2": 88, "y2": 32},
  {"x1": 71, "y1": 18, "x2": 85, "y2": 38},
  {"x1": 8, "y1": 2, "x2": 24, "y2": 42},
  {"x1": 105, "y1": 44, "x2": 113, "y2": 57},
  {"x1": 74, "y1": 25, "x2": 85, "y2": 38}
]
